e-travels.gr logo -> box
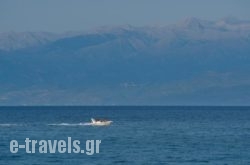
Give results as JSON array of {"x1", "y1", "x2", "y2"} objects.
[{"x1": 10, "y1": 137, "x2": 101, "y2": 155}]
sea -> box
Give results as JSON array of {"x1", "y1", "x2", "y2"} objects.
[{"x1": 0, "y1": 106, "x2": 250, "y2": 165}]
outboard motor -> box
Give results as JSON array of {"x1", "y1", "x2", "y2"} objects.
[{"x1": 91, "y1": 118, "x2": 96, "y2": 123}]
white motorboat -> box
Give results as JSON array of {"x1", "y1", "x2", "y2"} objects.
[{"x1": 91, "y1": 118, "x2": 112, "y2": 126}]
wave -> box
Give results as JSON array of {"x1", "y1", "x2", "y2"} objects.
[{"x1": 0, "y1": 124, "x2": 19, "y2": 127}]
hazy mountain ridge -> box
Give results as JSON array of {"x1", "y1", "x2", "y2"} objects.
[
  {"x1": 1, "y1": 17, "x2": 250, "y2": 52},
  {"x1": 0, "y1": 18, "x2": 250, "y2": 105}
]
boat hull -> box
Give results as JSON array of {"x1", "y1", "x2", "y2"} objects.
[
  {"x1": 91, "y1": 121, "x2": 112, "y2": 126},
  {"x1": 91, "y1": 118, "x2": 112, "y2": 126}
]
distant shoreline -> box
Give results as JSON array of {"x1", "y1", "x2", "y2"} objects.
[{"x1": 0, "y1": 105, "x2": 250, "y2": 110}]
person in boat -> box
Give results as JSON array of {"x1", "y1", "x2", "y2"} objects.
[{"x1": 94, "y1": 118, "x2": 108, "y2": 122}]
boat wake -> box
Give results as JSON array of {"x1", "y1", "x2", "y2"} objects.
[{"x1": 48, "y1": 123, "x2": 91, "y2": 126}]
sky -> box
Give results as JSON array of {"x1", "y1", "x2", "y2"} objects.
[{"x1": 1, "y1": 0, "x2": 250, "y2": 32}]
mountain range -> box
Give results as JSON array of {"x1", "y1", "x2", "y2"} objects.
[{"x1": 0, "y1": 17, "x2": 250, "y2": 105}]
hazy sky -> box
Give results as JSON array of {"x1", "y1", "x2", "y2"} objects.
[{"x1": 1, "y1": 0, "x2": 250, "y2": 32}]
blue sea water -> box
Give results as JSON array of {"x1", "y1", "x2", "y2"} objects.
[{"x1": 0, "y1": 106, "x2": 250, "y2": 165}]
